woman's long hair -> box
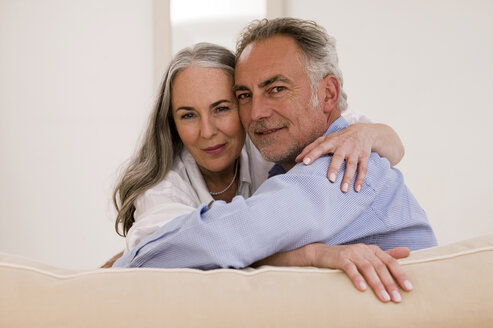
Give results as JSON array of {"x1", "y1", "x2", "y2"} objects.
[{"x1": 113, "y1": 43, "x2": 236, "y2": 236}]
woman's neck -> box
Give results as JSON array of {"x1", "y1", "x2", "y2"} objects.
[{"x1": 199, "y1": 160, "x2": 239, "y2": 203}]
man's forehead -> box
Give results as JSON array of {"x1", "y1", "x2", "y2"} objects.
[{"x1": 235, "y1": 36, "x2": 303, "y2": 85}]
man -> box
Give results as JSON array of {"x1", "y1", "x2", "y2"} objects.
[{"x1": 115, "y1": 18, "x2": 436, "y2": 303}]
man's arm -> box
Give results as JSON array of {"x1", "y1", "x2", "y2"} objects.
[
  {"x1": 252, "y1": 243, "x2": 413, "y2": 303},
  {"x1": 114, "y1": 158, "x2": 382, "y2": 269}
]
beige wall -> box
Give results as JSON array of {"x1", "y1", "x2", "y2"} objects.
[
  {"x1": 286, "y1": 0, "x2": 493, "y2": 244},
  {"x1": 0, "y1": 0, "x2": 169, "y2": 269}
]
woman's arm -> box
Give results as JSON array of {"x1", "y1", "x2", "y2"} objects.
[
  {"x1": 295, "y1": 122, "x2": 405, "y2": 192},
  {"x1": 252, "y1": 243, "x2": 412, "y2": 304}
]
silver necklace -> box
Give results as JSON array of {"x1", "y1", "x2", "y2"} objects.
[{"x1": 209, "y1": 160, "x2": 239, "y2": 196}]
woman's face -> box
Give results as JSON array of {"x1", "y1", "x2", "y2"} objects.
[{"x1": 171, "y1": 65, "x2": 245, "y2": 174}]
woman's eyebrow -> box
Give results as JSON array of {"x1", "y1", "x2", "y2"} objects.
[
  {"x1": 175, "y1": 99, "x2": 231, "y2": 112},
  {"x1": 175, "y1": 106, "x2": 194, "y2": 112},
  {"x1": 209, "y1": 99, "x2": 231, "y2": 109}
]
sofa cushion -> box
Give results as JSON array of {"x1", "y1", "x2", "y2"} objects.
[{"x1": 1, "y1": 234, "x2": 492, "y2": 327}]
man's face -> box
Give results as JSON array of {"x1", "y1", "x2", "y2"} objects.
[{"x1": 234, "y1": 35, "x2": 327, "y2": 166}]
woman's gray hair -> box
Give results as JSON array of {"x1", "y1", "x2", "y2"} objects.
[
  {"x1": 236, "y1": 17, "x2": 348, "y2": 111},
  {"x1": 113, "y1": 43, "x2": 235, "y2": 236}
]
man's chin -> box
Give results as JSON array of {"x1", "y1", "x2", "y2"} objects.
[{"x1": 259, "y1": 146, "x2": 299, "y2": 167}]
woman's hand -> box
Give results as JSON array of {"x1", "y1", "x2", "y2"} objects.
[
  {"x1": 295, "y1": 123, "x2": 405, "y2": 192},
  {"x1": 253, "y1": 243, "x2": 412, "y2": 303}
]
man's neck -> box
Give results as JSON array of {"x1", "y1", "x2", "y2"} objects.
[{"x1": 280, "y1": 112, "x2": 342, "y2": 172}]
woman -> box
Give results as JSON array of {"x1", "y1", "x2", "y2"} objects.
[{"x1": 111, "y1": 43, "x2": 409, "y2": 303}]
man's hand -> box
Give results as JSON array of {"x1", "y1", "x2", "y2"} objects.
[
  {"x1": 295, "y1": 123, "x2": 405, "y2": 193},
  {"x1": 253, "y1": 243, "x2": 412, "y2": 303}
]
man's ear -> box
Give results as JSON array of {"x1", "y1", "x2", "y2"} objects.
[{"x1": 321, "y1": 75, "x2": 340, "y2": 113}]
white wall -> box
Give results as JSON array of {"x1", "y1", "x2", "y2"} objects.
[
  {"x1": 286, "y1": 0, "x2": 493, "y2": 244},
  {"x1": 1, "y1": 0, "x2": 491, "y2": 270},
  {"x1": 0, "y1": 0, "x2": 161, "y2": 269},
  {"x1": 170, "y1": 0, "x2": 266, "y2": 54}
]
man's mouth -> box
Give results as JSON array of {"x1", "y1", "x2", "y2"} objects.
[{"x1": 255, "y1": 127, "x2": 284, "y2": 136}]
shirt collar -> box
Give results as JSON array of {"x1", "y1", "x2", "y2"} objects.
[
  {"x1": 180, "y1": 145, "x2": 252, "y2": 202},
  {"x1": 268, "y1": 116, "x2": 348, "y2": 178},
  {"x1": 238, "y1": 145, "x2": 252, "y2": 187}
]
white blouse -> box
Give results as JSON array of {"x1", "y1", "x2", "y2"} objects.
[
  {"x1": 125, "y1": 111, "x2": 371, "y2": 250},
  {"x1": 126, "y1": 137, "x2": 271, "y2": 250}
]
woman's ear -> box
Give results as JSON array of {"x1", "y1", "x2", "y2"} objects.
[{"x1": 321, "y1": 75, "x2": 340, "y2": 113}]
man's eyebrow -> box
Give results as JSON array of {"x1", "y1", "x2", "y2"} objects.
[
  {"x1": 233, "y1": 75, "x2": 291, "y2": 93},
  {"x1": 233, "y1": 85, "x2": 249, "y2": 93},
  {"x1": 258, "y1": 75, "x2": 291, "y2": 88}
]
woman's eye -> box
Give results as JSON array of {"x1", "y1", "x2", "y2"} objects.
[
  {"x1": 180, "y1": 113, "x2": 195, "y2": 120},
  {"x1": 215, "y1": 106, "x2": 230, "y2": 113}
]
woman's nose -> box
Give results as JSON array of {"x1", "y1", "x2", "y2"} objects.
[{"x1": 200, "y1": 116, "x2": 217, "y2": 139}]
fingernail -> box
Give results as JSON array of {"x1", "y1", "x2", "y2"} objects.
[
  {"x1": 329, "y1": 173, "x2": 336, "y2": 182},
  {"x1": 404, "y1": 280, "x2": 413, "y2": 291},
  {"x1": 380, "y1": 290, "x2": 391, "y2": 302},
  {"x1": 391, "y1": 290, "x2": 402, "y2": 303},
  {"x1": 303, "y1": 157, "x2": 311, "y2": 165},
  {"x1": 342, "y1": 183, "x2": 349, "y2": 193},
  {"x1": 356, "y1": 185, "x2": 361, "y2": 192},
  {"x1": 358, "y1": 281, "x2": 367, "y2": 291}
]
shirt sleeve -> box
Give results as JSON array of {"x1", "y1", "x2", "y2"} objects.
[
  {"x1": 125, "y1": 171, "x2": 200, "y2": 250},
  {"x1": 343, "y1": 110, "x2": 373, "y2": 124},
  {"x1": 114, "y1": 157, "x2": 383, "y2": 269}
]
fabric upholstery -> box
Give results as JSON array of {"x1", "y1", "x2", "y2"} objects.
[{"x1": 1, "y1": 234, "x2": 492, "y2": 327}]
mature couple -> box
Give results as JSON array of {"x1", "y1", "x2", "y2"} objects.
[{"x1": 112, "y1": 17, "x2": 437, "y2": 303}]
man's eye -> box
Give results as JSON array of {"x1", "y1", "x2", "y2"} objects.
[
  {"x1": 236, "y1": 93, "x2": 250, "y2": 100},
  {"x1": 270, "y1": 86, "x2": 286, "y2": 94}
]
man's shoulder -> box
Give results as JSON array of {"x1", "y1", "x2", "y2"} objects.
[{"x1": 282, "y1": 151, "x2": 397, "y2": 193}]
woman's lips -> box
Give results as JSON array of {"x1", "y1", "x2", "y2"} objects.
[{"x1": 203, "y1": 144, "x2": 226, "y2": 155}]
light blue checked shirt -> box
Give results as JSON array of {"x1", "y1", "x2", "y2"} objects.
[{"x1": 114, "y1": 117, "x2": 437, "y2": 269}]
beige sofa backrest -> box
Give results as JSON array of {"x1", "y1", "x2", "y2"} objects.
[{"x1": 1, "y1": 235, "x2": 493, "y2": 327}]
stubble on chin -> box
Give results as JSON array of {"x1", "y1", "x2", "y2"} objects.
[
  {"x1": 258, "y1": 142, "x2": 301, "y2": 165},
  {"x1": 254, "y1": 130, "x2": 322, "y2": 167}
]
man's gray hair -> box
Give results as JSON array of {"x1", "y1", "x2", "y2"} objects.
[{"x1": 236, "y1": 17, "x2": 348, "y2": 111}]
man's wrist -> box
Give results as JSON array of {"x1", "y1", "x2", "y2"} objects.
[{"x1": 302, "y1": 243, "x2": 320, "y2": 267}]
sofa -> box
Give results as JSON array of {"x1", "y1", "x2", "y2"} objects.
[{"x1": 1, "y1": 234, "x2": 492, "y2": 327}]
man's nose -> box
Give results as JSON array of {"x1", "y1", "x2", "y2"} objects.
[
  {"x1": 250, "y1": 95, "x2": 272, "y2": 121},
  {"x1": 200, "y1": 116, "x2": 217, "y2": 139}
]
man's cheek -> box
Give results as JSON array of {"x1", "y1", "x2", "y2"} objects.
[{"x1": 238, "y1": 108, "x2": 251, "y2": 127}]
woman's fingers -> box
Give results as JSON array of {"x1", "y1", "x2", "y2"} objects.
[
  {"x1": 296, "y1": 136, "x2": 331, "y2": 165},
  {"x1": 327, "y1": 152, "x2": 345, "y2": 183},
  {"x1": 296, "y1": 127, "x2": 373, "y2": 191},
  {"x1": 295, "y1": 136, "x2": 325, "y2": 163},
  {"x1": 340, "y1": 155, "x2": 358, "y2": 192},
  {"x1": 353, "y1": 153, "x2": 369, "y2": 192}
]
